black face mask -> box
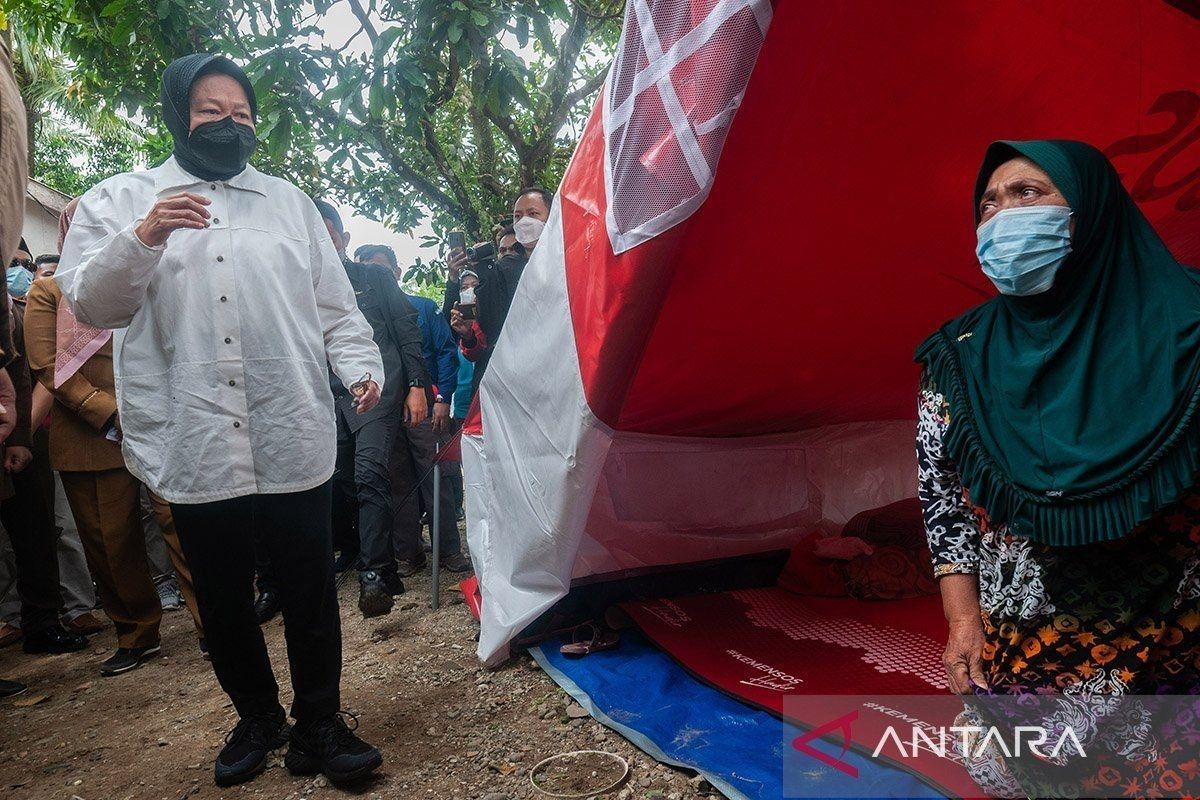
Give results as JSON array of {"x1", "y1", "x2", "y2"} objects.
[{"x1": 181, "y1": 116, "x2": 257, "y2": 181}]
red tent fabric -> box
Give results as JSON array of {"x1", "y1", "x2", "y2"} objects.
[{"x1": 463, "y1": 0, "x2": 1200, "y2": 663}]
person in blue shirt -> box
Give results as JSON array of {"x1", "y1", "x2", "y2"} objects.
[{"x1": 355, "y1": 245, "x2": 471, "y2": 574}]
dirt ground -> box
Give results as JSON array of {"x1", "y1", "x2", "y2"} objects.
[{"x1": 0, "y1": 539, "x2": 716, "y2": 800}]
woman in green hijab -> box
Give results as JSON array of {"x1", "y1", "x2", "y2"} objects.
[{"x1": 916, "y1": 140, "x2": 1200, "y2": 791}]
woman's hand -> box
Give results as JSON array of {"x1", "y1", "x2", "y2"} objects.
[
  {"x1": 352, "y1": 380, "x2": 381, "y2": 415},
  {"x1": 938, "y1": 573, "x2": 989, "y2": 693},
  {"x1": 450, "y1": 306, "x2": 474, "y2": 342},
  {"x1": 943, "y1": 614, "x2": 988, "y2": 693},
  {"x1": 134, "y1": 192, "x2": 211, "y2": 248}
]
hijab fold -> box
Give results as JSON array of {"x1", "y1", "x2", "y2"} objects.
[{"x1": 916, "y1": 140, "x2": 1200, "y2": 547}]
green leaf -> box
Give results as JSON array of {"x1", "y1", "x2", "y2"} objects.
[
  {"x1": 368, "y1": 79, "x2": 386, "y2": 118},
  {"x1": 448, "y1": 23, "x2": 463, "y2": 43},
  {"x1": 99, "y1": 0, "x2": 127, "y2": 17},
  {"x1": 374, "y1": 25, "x2": 405, "y2": 56},
  {"x1": 398, "y1": 62, "x2": 425, "y2": 87},
  {"x1": 470, "y1": 11, "x2": 489, "y2": 27}
]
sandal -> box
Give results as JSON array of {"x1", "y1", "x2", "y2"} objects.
[{"x1": 559, "y1": 622, "x2": 620, "y2": 657}]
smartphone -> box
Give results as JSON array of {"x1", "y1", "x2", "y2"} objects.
[{"x1": 447, "y1": 230, "x2": 466, "y2": 256}]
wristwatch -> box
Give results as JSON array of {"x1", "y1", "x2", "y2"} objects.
[
  {"x1": 409, "y1": 378, "x2": 425, "y2": 389},
  {"x1": 435, "y1": 394, "x2": 446, "y2": 404}
]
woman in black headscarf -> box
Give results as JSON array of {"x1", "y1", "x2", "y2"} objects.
[
  {"x1": 55, "y1": 53, "x2": 385, "y2": 790},
  {"x1": 161, "y1": 54, "x2": 259, "y2": 182}
]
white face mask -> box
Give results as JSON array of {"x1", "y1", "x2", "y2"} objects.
[
  {"x1": 459, "y1": 286, "x2": 476, "y2": 305},
  {"x1": 513, "y1": 216, "x2": 545, "y2": 246},
  {"x1": 976, "y1": 205, "x2": 1073, "y2": 296}
]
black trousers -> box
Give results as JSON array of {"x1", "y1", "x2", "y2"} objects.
[
  {"x1": 391, "y1": 418, "x2": 461, "y2": 561},
  {"x1": 172, "y1": 482, "x2": 341, "y2": 724},
  {"x1": 332, "y1": 412, "x2": 399, "y2": 576},
  {"x1": 0, "y1": 428, "x2": 64, "y2": 633}
]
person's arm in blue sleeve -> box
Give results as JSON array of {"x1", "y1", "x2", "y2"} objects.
[{"x1": 430, "y1": 310, "x2": 458, "y2": 401}]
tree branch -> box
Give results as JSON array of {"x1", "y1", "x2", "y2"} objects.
[
  {"x1": 561, "y1": 67, "x2": 608, "y2": 114},
  {"x1": 540, "y1": 3, "x2": 590, "y2": 115},
  {"x1": 427, "y1": 45, "x2": 459, "y2": 108},
  {"x1": 297, "y1": 84, "x2": 463, "y2": 220},
  {"x1": 418, "y1": 114, "x2": 478, "y2": 227},
  {"x1": 346, "y1": 0, "x2": 379, "y2": 45}
]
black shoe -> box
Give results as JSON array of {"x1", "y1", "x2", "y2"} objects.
[
  {"x1": 254, "y1": 591, "x2": 280, "y2": 625},
  {"x1": 440, "y1": 552, "x2": 473, "y2": 573},
  {"x1": 22, "y1": 624, "x2": 89, "y2": 655},
  {"x1": 395, "y1": 556, "x2": 427, "y2": 577},
  {"x1": 382, "y1": 571, "x2": 405, "y2": 597},
  {"x1": 0, "y1": 678, "x2": 27, "y2": 698},
  {"x1": 99, "y1": 644, "x2": 161, "y2": 676},
  {"x1": 332, "y1": 549, "x2": 359, "y2": 573},
  {"x1": 215, "y1": 709, "x2": 290, "y2": 787},
  {"x1": 358, "y1": 571, "x2": 393, "y2": 618},
  {"x1": 285, "y1": 712, "x2": 383, "y2": 785}
]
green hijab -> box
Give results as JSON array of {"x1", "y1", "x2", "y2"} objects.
[{"x1": 916, "y1": 140, "x2": 1200, "y2": 547}]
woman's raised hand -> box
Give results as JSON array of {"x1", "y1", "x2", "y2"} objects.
[{"x1": 134, "y1": 192, "x2": 212, "y2": 248}]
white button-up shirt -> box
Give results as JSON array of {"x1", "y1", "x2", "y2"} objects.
[{"x1": 56, "y1": 157, "x2": 384, "y2": 504}]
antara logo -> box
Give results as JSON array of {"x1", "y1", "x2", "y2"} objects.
[
  {"x1": 871, "y1": 724, "x2": 1086, "y2": 762},
  {"x1": 792, "y1": 711, "x2": 859, "y2": 777},
  {"x1": 790, "y1": 706, "x2": 1088, "y2": 780}
]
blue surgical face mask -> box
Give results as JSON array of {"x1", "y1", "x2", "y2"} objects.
[
  {"x1": 975, "y1": 205, "x2": 1073, "y2": 296},
  {"x1": 6, "y1": 266, "x2": 33, "y2": 298}
]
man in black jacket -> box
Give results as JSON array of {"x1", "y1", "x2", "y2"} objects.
[{"x1": 313, "y1": 200, "x2": 429, "y2": 617}]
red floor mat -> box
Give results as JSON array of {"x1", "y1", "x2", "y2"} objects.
[{"x1": 623, "y1": 588, "x2": 982, "y2": 798}]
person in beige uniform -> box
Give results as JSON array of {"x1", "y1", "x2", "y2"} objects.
[{"x1": 24, "y1": 266, "x2": 207, "y2": 666}]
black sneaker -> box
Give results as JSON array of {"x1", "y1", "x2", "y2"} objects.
[
  {"x1": 0, "y1": 678, "x2": 27, "y2": 698},
  {"x1": 440, "y1": 552, "x2": 473, "y2": 573},
  {"x1": 99, "y1": 644, "x2": 161, "y2": 676},
  {"x1": 382, "y1": 571, "x2": 405, "y2": 597},
  {"x1": 358, "y1": 572, "x2": 393, "y2": 618},
  {"x1": 395, "y1": 556, "x2": 427, "y2": 577},
  {"x1": 254, "y1": 591, "x2": 280, "y2": 625},
  {"x1": 285, "y1": 712, "x2": 382, "y2": 785},
  {"x1": 215, "y1": 709, "x2": 290, "y2": 787},
  {"x1": 22, "y1": 624, "x2": 89, "y2": 654}
]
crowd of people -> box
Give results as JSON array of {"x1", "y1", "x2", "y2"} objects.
[{"x1": 0, "y1": 48, "x2": 549, "y2": 790}]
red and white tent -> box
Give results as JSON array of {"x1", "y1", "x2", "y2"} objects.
[{"x1": 464, "y1": 0, "x2": 1200, "y2": 664}]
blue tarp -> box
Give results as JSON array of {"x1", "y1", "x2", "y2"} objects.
[{"x1": 531, "y1": 630, "x2": 945, "y2": 800}]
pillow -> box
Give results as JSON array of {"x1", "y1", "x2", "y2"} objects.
[
  {"x1": 842, "y1": 499, "x2": 937, "y2": 599},
  {"x1": 777, "y1": 499, "x2": 937, "y2": 600}
]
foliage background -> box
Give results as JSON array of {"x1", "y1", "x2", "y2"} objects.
[{"x1": 4, "y1": 0, "x2": 623, "y2": 288}]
